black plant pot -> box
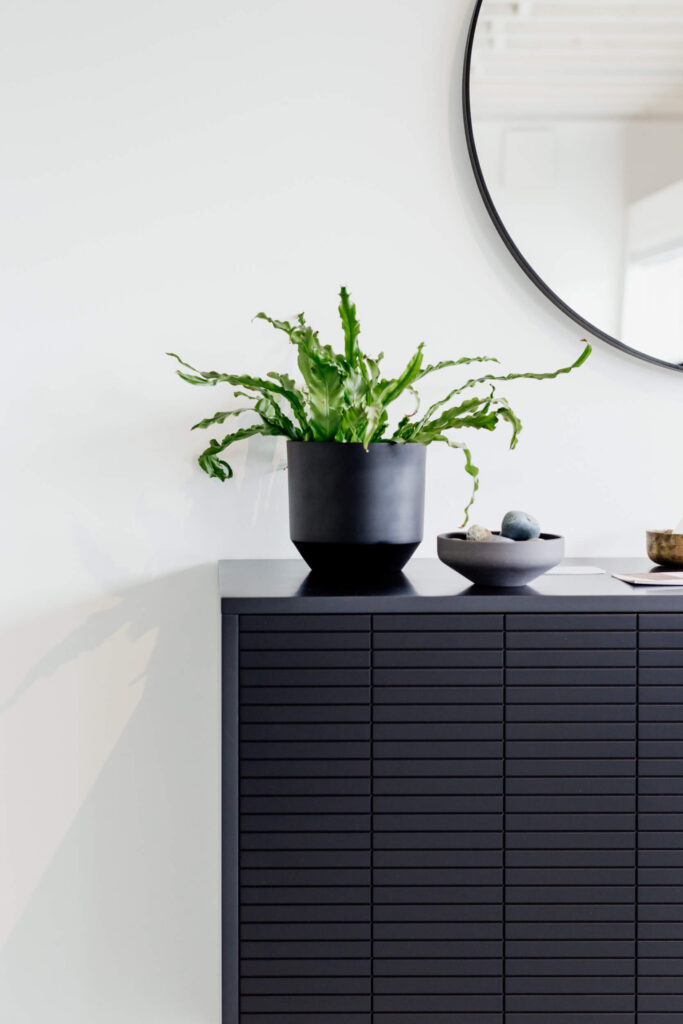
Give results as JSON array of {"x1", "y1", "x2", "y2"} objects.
[{"x1": 287, "y1": 440, "x2": 426, "y2": 578}]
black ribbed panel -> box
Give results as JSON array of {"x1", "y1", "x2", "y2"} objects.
[
  {"x1": 232, "y1": 606, "x2": 683, "y2": 1022},
  {"x1": 239, "y1": 615, "x2": 372, "y2": 1024},
  {"x1": 506, "y1": 613, "x2": 637, "y2": 1024},
  {"x1": 372, "y1": 613, "x2": 504, "y2": 1023},
  {"x1": 639, "y1": 613, "x2": 683, "y2": 1018}
]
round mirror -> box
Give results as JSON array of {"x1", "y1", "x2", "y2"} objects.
[{"x1": 464, "y1": 0, "x2": 683, "y2": 372}]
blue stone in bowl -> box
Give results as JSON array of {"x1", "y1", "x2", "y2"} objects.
[{"x1": 501, "y1": 510, "x2": 541, "y2": 541}]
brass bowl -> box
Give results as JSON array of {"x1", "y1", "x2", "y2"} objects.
[{"x1": 647, "y1": 530, "x2": 683, "y2": 567}]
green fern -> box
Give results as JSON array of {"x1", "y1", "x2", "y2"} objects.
[{"x1": 169, "y1": 287, "x2": 591, "y2": 523}]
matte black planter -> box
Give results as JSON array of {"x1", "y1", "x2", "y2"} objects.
[{"x1": 287, "y1": 440, "x2": 426, "y2": 577}]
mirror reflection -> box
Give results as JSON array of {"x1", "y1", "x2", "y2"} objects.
[{"x1": 468, "y1": 0, "x2": 683, "y2": 367}]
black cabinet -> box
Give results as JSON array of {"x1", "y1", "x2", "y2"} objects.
[
  {"x1": 238, "y1": 615, "x2": 372, "y2": 1024},
  {"x1": 372, "y1": 613, "x2": 504, "y2": 1023},
  {"x1": 221, "y1": 560, "x2": 683, "y2": 1024},
  {"x1": 505, "y1": 613, "x2": 637, "y2": 1024},
  {"x1": 639, "y1": 613, "x2": 683, "y2": 1021}
]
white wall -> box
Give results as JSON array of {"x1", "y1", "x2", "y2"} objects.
[{"x1": 2, "y1": 1, "x2": 683, "y2": 1020}]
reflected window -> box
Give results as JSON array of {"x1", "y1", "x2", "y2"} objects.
[{"x1": 622, "y1": 248, "x2": 683, "y2": 366}]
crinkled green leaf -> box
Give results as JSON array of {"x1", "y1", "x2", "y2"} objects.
[
  {"x1": 254, "y1": 395, "x2": 298, "y2": 439},
  {"x1": 442, "y1": 437, "x2": 480, "y2": 527},
  {"x1": 342, "y1": 365, "x2": 367, "y2": 407},
  {"x1": 168, "y1": 353, "x2": 308, "y2": 435},
  {"x1": 338, "y1": 286, "x2": 361, "y2": 366},
  {"x1": 192, "y1": 407, "x2": 254, "y2": 430},
  {"x1": 265, "y1": 372, "x2": 311, "y2": 438},
  {"x1": 336, "y1": 406, "x2": 367, "y2": 443},
  {"x1": 167, "y1": 352, "x2": 216, "y2": 384},
  {"x1": 430, "y1": 343, "x2": 591, "y2": 416},
  {"x1": 253, "y1": 313, "x2": 301, "y2": 339},
  {"x1": 297, "y1": 340, "x2": 345, "y2": 440},
  {"x1": 409, "y1": 394, "x2": 523, "y2": 448},
  {"x1": 255, "y1": 313, "x2": 341, "y2": 370},
  {"x1": 399, "y1": 394, "x2": 491, "y2": 441},
  {"x1": 376, "y1": 343, "x2": 425, "y2": 408},
  {"x1": 492, "y1": 398, "x2": 523, "y2": 449},
  {"x1": 404, "y1": 343, "x2": 591, "y2": 443},
  {"x1": 197, "y1": 423, "x2": 279, "y2": 480},
  {"x1": 415, "y1": 355, "x2": 500, "y2": 381},
  {"x1": 361, "y1": 404, "x2": 387, "y2": 448},
  {"x1": 358, "y1": 350, "x2": 382, "y2": 391}
]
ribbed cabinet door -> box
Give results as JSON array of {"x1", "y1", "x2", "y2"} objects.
[
  {"x1": 372, "y1": 613, "x2": 505, "y2": 1024},
  {"x1": 238, "y1": 614, "x2": 372, "y2": 1024},
  {"x1": 638, "y1": 612, "x2": 683, "y2": 1021},
  {"x1": 506, "y1": 613, "x2": 637, "y2": 1024}
]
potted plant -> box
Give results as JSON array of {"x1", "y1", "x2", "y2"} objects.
[{"x1": 169, "y1": 287, "x2": 590, "y2": 576}]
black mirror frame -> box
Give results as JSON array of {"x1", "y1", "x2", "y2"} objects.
[{"x1": 462, "y1": 0, "x2": 683, "y2": 375}]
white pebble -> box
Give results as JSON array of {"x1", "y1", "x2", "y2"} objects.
[{"x1": 467, "y1": 524, "x2": 493, "y2": 542}]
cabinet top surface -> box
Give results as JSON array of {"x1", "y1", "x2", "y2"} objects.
[{"x1": 219, "y1": 558, "x2": 683, "y2": 613}]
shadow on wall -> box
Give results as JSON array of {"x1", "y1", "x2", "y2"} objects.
[{"x1": 0, "y1": 566, "x2": 220, "y2": 1024}]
